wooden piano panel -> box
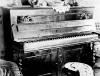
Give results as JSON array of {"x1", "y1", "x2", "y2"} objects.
[
  {"x1": 10, "y1": 7, "x2": 95, "y2": 42},
  {"x1": 0, "y1": 8, "x2": 5, "y2": 59},
  {"x1": 12, "y1": 19, "x2": 96, "y2": 42},
  {"x1": 0, "y1": 7, "x2": 13, "y2": 60},
  {"x1": 10, "y1": 7, "x2": 94, "y2": 25}
]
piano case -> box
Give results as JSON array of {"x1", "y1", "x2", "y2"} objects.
[{"x1": 3, "y1": 6, "x2": 98, "y2": 76}]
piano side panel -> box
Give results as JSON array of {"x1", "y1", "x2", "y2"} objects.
[
  {"x1": 0, "y1": 7, "x2": 5, "y2": 59},
  {"x1": 0, "y1": 7, "x2": 13, "y2": 60}
]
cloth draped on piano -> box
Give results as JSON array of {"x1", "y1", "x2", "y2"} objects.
[
  {"x1": 0, "y1": 59, "x2": 22, "y2": 76},
  {"x1": 28, "y1": 0, "x2": 70, "y2": 13}
]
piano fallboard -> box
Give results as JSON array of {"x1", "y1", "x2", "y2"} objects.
[{"x1": 12, "y1": 19, "x2": 96, "y2": 42}]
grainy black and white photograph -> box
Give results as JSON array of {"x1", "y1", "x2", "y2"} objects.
[{"x1": 0, "y1": 0, "x2": 100, "y2": 76}]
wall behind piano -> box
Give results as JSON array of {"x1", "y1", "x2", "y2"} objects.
[
  {"x1": 0, "y1": 0, "x2": 22, "y2": 7},
  {"x1": 94, "y1": 0, "x2": 100, "y2": 22},
  {"x1": 93, "y1": 0, "x2": 100, "y2": 33}
]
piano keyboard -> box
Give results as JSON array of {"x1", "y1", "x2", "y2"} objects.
[{"x1": 24, "y1": 34, "x2": 98, "y2": 51}]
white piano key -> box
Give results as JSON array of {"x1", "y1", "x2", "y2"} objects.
[{"x1": 24, "y1": 34, "x2": 98, "y2": 51}]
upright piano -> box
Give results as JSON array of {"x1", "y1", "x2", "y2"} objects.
[{"x1": 0, "y1": 6, "x2": 99, "y2": 76}]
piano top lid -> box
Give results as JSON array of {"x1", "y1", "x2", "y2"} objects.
[{"x1": 6, "y1": 5, "x2": 95, "y2": 10}]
